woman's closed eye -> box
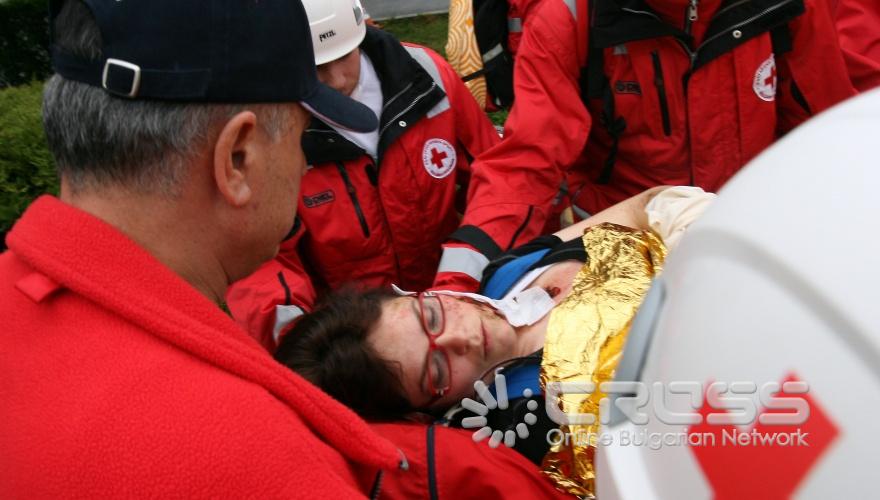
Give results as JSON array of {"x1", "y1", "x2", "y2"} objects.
[{"x1": 428, "y1": 349, "x2": 449, "y2": 391}]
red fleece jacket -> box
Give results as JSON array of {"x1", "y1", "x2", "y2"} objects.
[{"x1": 0, "y1": 196, "x2": 402, "y2": 498}]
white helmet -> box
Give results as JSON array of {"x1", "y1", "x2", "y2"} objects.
[
  {"x1": 301, "y1": 0, "x2": 367, "y2": 65},
  {"x1": 596, "y1": 88, "x2": 880, "y2": 498}
]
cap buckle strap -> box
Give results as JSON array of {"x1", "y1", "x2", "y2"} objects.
[{"x1": 102, "y1": 58, "x2": 142, "y2": 98}]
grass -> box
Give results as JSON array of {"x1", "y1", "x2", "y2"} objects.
[{"x1": 382, "y1": 14, "x2": 449, "y2": 57}]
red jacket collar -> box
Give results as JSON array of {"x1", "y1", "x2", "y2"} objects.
[{"x1": 7, "y1": 195, "x2": 401, "y2": 471}]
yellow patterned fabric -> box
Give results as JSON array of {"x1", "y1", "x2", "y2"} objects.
[
  {"x1": 540, "y1": 223, "x2": 667, "y2": 497},
  {"x1": 446, "y1": 0, "x2": 487, "y2": 108}
]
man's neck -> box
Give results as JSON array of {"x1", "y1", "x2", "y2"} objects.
[{"x1": 61, "y1": 184, "x2": 228, "y2": 305}]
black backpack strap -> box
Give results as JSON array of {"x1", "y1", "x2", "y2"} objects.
[
  {"x1": 581, "y1": 0, "x2": 626, "y2": 185},
  {"x1": 770, "y1": 22, "x2": 811, "y2": 114},
  {"x1": 448, "y1": 225, "x2": 503, "y2": 260},
  {"x1": 770, "y1": 22, "x2": 793, "y2": 56}
]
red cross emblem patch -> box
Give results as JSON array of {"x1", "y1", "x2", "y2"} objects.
[
  {"x1": 422, "y1": 138, "x2": 457, "y2": 179},
  {"x1": 753, "y1": 54, "x2": 777, "y2": 102}
]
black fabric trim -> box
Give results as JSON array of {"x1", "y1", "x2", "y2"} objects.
[
  {"x1": 461, "y1": 67, "x2": 488, "y2": 82},
  {"x1": 334, "y1": 161, "x2": 371, "y2": 238},
  {"x1": 359, "y1": 27, "x2": 447, "y2": 163},
  {"x1": 427, "y1": 424, "x2": 439, "y2": 500},
  {"x1": 448, "y1": 225, "x2": 503, "y2": 260},
  {"x1": 694, "y1": 0, "x2": 804, "y2": 71},
  {"x1": 302, "y1": 123, "x2": 366, "y2": 165},
  {"x1": 506, "y1": 206, "x2": 534, "y2": 251},
  {"x1": 478, "y1": 235, "x2": 562, "y2": 294},
  {"x1": 538, "y1": 236, "x2": 588, "y2": 267},
  {"x1": 277, "y1": 271, "x2": 292, "y2": 306},
  {"x1": 651, "y1": 51, "x2": 672, "y2": 136},
  {"x1": 770, "y1": 23, "x2": 794, "y2": 55},
  {"x1": 589, "y1": 0, "x2": 805, "y2": 72},
  {"x1": 591, "y1": 0, "x2": 689, "y2": 49},
  {"x1": 365, "y1": 160, "x2": 379, "y2": 186}
]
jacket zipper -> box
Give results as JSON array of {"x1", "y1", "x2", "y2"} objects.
[
  {"x1": 626, "y1": 0, "x2": 793, "y2": 184},
  {"x1": 651, "y1": 51, "x2": 672, "y2": 136},
  {"x1": 369, "y1": 470, "x2": 384, "y2": 500},
  {"x1": 685, "y1": 0, "x2": 699, "y2": 35},
  {"x1": 381, "y1": 82, "x2": 415, "y2": 115},
  {"x1": 379, "y1": 82, "x2": 438, "y2": 137},
  {"x1": 334, "y1": 161, "x2": 370, "y2": 238},
  {"x1": 627, "y1": 0, "x2": 795, "y2": 64},
  {"x1": 698, "y1": 0, "x2": 797, "y2": 50}
]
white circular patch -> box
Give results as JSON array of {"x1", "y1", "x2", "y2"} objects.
[
  {"x1": 422, "y1": 138, "x2": 457, "y2": 179},
  {"x1": 753, "y1": 54, "x2": 777, "y2": 102}
]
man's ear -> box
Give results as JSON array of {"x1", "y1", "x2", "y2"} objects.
[{"x1": 213, "y1": 111, "x2": 259, "y2": 207}]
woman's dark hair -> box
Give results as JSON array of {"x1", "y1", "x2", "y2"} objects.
[{"x1": 274, "y1": 288, "x2": 413, "y2": 420}]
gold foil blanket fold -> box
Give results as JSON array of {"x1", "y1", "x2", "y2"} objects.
[{"x1": 540, "y1": 223, "x2": 667, "y2": 497}]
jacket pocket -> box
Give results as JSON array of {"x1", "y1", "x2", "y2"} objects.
[
  {"x1": 334, "y1": 161, "x2": 370, "y2": 238},
  {"x1": 651, "y1": 51, "x2": 672, "y2": 136}
]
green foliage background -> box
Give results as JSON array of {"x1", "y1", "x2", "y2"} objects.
[
  {"x1": 0, "y1": 0, "x2": 52, "y2": 88},
  {"x1": 0, "y1": 82, "x2": 55, "y2": 245}
]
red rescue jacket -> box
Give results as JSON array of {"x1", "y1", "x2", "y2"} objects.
[
  {"x1": 0, "y1": 197, "x2": 402, "y2": 498},
  {"x1": 371, "y1": 422, "x2": 572, "y2": 499},
  {"x1": 226, "y1": 28, "x2": 499, "y2": 350},
  {"x1": 833, "y1": 0, "x2": 880, "y2": 91},
  {"x1": 434, "y1": 0, "x2": 861, "y2": 292}
]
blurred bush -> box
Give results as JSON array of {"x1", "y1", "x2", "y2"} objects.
[
  {"x1": 0, "y1": 0, "x2": 52, "y2": 88},
  {"x1": 0, "y1": 81, "x2": 57, "y2": 249}
]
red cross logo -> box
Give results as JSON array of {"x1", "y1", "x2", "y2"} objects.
[
  {"x1": 430, "y1": 148, "x2": 448, "y2": 169},
  {"x1": 764, "y1": 65, "x2": 777, "y2": 88},
  {"x1": 688, "y1": 373, "x2": 838, "y2": 499},
  {"x1": 423, "y1": 138, "x2": 456, "y2": 178},
  {"x1": 753, "y1": 55, "x2": 777, "y2": 101}
]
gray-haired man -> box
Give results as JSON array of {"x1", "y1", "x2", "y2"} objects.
[{"x1": 0, "y1": 0, "x2": 404, "y2": 496}]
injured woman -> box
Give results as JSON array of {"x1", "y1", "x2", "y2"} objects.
[{"x1": 274, "y1": 186, "x2": 715, "y2": 497}]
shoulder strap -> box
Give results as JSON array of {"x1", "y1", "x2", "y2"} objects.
[
  {"x1": 581, "y1": 0, "x2": 626, "y2": 185},
  {"x1": 770, "y1": 22, "x2": 793, "y2": 57}
]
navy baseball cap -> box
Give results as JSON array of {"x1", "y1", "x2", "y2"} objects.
[{"x1": 48, "y1": 0, "x2": 377, "y2": 132}]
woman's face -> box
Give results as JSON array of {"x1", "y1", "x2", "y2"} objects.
[{"x1": 369, "y1": 295, "x2": 520, "y2": 409}]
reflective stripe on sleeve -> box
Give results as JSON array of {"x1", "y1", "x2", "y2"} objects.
[
  {"x1": 273, "y1": 304, "x2": 305, "y2": 345},
  {"x1": 508, "y1": 17, "x2": 523, "y2": 33},
  {"x1": 437, "y1": 247, "x2": 491, "y2": 283}
]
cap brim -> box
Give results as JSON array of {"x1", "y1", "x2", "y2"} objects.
[{"x1": 301, "y1": 83, "x2": 378, "y2": 133}]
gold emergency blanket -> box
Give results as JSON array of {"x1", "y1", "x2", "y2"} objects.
[
  {"x1": 446, "y1": 0, "x2": 487, "y2": 108},
  {"x1": 540, "y1": 223, "x2": 667, "y2": 497}
]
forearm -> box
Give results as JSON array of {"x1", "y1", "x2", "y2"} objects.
[{"x1": 554, "y1": 186, "x2": 670, "y2": 241}]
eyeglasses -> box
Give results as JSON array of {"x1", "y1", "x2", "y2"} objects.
[{"x1": 418, "y1": 292, "x2": 452, "y2": 399}]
